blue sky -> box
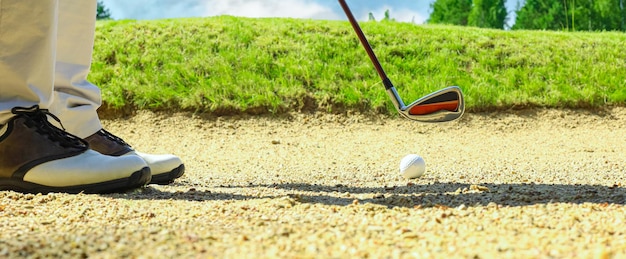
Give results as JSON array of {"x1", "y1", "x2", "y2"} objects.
[{"x1": 101, "y1": 0, "x2": 519, "y2": 25}]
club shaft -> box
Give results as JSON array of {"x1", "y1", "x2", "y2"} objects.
[{"x1": 338, "y1": 0, "x2": 392, "y2": 89}]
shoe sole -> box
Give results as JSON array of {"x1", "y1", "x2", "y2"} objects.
[
  {"x1": 149, "y1": 164, "x2": 185, "y2": 185},
  {"x1": 0, "y1": 167, "x2": 151, "y2": 194}
]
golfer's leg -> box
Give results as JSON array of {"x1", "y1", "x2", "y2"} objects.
[
  {"x1": 0, "y1": 0, "x2": 56, "y2": 124},
  {"x1": 52, "y1": 0, "x2": 185, "y2": 184},
  {"x1": 50, "y1": 0, "x2": 102, "y2": 138},
  {"x1": 0, "y1": 0, "x2": 150, "y2": 193}
]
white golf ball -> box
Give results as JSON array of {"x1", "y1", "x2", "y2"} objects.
[{"x1": 400, "y1": 154, "x2": 426, "y2": 179}]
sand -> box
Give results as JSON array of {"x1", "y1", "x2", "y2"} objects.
[{"x1": 2, "y1": 108, "x2": 626, "y2": 258}]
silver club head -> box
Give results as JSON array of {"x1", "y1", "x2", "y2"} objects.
[{"x1": 387, "y1": 86, "x2": 465, "y2": 123}]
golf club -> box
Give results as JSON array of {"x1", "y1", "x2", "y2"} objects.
[{"x1": 338, "y1": 0, "x2": 465, "y2": 123}]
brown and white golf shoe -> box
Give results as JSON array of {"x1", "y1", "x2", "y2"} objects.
[
  {"x1": 0, "y1": 106, "x2": 151, "y2": 194},
  {"x1": 85, "y1": 129, "x2": 184, "y2": 185}
]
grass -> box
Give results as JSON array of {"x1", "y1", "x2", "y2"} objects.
[{"x1": 90, "y1": 16, "x2": 626, "y2": 115}]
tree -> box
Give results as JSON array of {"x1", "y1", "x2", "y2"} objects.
[
  {"x1": 512, "y1": 0, "x2": 568, "y2": 30},
  {"x1": 619, "y1": 0, "x2": 626, "y2": 31},
  {"x1": 467, "y1": 0, "x2": 508, "y2": 28},
  {"x1": 97, "y1": 1, "x2": 112, "y2": 20},
  {"x1": 368, "y1": 12, "x2": 376, "y2": 21},
  {"x1": 428, "y1": 0, "x2": 473, "y2": 26},
  {"x1": 589, "y1": 0, "x2": 625, "y2": 31},
  {"x1": 383, "y1": 10, "x2": 392, "y2": 21},
  {"x1": 513, "y1": 0, "x2": 625, "y2": 31},
  {"x1": 367, "y1": 10, "x2": 394, "y2": 22}
]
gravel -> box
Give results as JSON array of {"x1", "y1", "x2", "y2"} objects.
[{"x1": 2, "y1": 108, "x2": 626, "y2": 258}]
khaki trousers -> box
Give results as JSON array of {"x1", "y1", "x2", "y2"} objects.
[{"x1": 0, "y1": 0, "x2": 102, "y2": 138}]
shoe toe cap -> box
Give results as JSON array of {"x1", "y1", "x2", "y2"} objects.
[{"x1": 129, "y1": 151, "x2": 183, "y2": 176}]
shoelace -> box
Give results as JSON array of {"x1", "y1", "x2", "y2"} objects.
[
  {"x1": 11, "y1": 105, "x2": 88, "y2": 149},
  {"x1": 97, "y1": 129, "x2": 132, "y2": 148}
]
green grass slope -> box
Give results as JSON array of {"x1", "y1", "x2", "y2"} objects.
[{"x1": 91, "y1": 16, "x2": 626, "y2": 115}]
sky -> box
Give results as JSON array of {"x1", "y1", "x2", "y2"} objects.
[{"x1": 101, "y1": 0, "x2": 520, "y2": 26}]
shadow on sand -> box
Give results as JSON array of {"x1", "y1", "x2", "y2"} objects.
[{"x1": 114, "y1": 181, "x2": 626, "y2": 208}]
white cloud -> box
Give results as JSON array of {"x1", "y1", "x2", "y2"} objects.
[
  {"x1": 103, "y1": 0, "x2": 342, "y2": 20},
  {"x1": 103, "y1": 0, "x2": 207, "y2": 19},
  {"x1": 102, "y1": 0, "x2": 517, "y2": 25},
  {"x1": 204, "y1": 0, "x2": 341, "y2": 20},
  {"x1": 102, "y1": 0, "x2": 436, "y2": 24}
]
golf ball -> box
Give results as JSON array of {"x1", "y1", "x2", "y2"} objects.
[{"x1": 400, "y1": 154, "x2": 425, "y2": 179}]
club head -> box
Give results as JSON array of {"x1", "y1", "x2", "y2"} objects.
[{"x1": 388, "y1": 86, "x2": 465, "y2": 123}]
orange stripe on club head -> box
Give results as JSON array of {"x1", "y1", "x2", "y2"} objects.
[{"x1": 408, "y1": 100, "x2": 459, "y2": 115}]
